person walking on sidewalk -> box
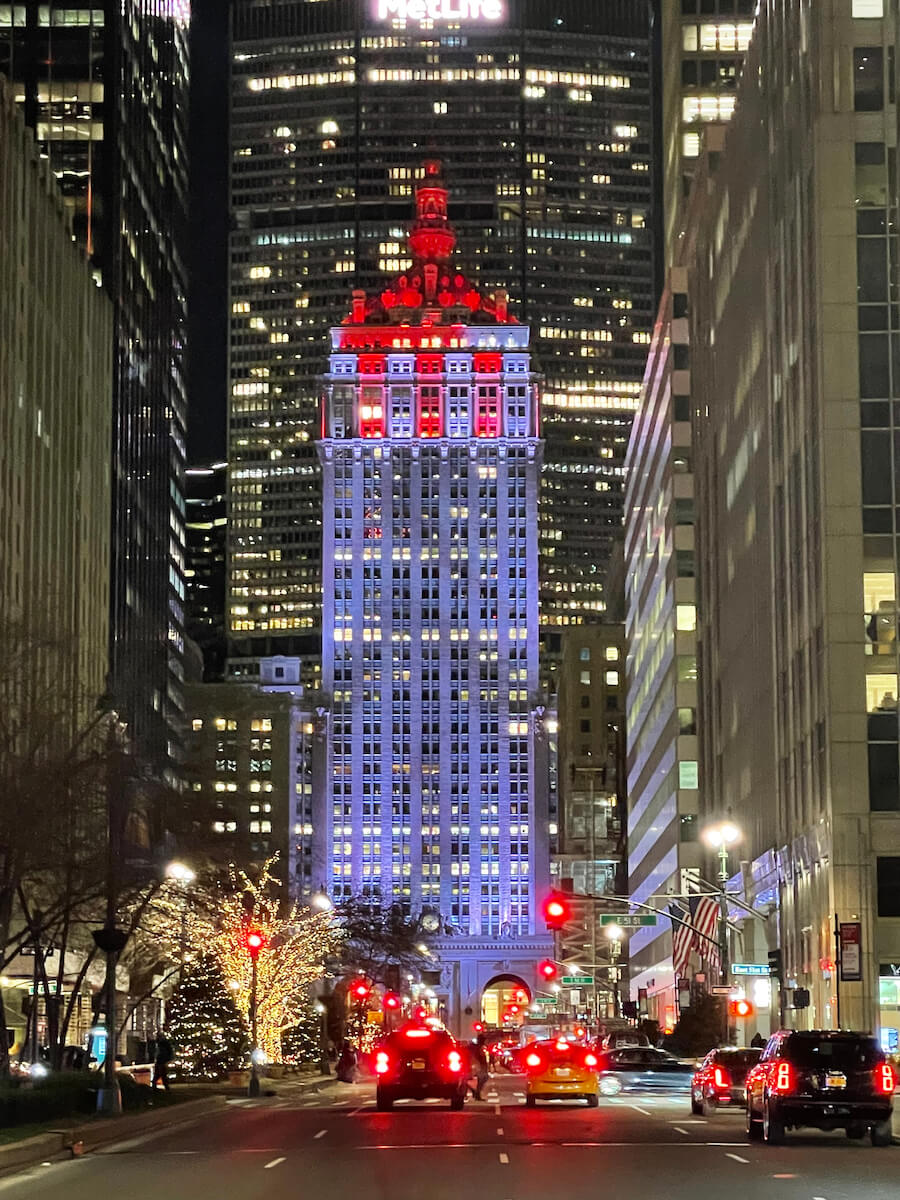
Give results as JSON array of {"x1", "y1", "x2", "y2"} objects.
[{"x1": 152, "y1": 1029, "x2": 174, "y2": 1090}]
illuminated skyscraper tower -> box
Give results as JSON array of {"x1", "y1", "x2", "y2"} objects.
[{"x1": 318, "y1": 163, "x2": 551, "y2": 1024}]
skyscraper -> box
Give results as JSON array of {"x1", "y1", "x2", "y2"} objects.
[
  {"x1": 317, "y1": 162, "x2": 550, "y2": 1028},
  {"x1": 0, "y1": 3, "x2": 190, "y2": 783},
  {"x1": 228, "y1": 0, "x2": 654, "y2": 682}
]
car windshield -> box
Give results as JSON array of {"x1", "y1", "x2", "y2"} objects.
[
  {"x1": 787, "y1": 1036, "x2": 881, "y2": 1069},
  {"x1": 717, "y1": 1050, "x2": 761, "y2": 1067}
]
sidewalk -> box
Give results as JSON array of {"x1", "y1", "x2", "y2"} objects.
[{"x1": 0, "y1": 1072, "x2": 333, "y2": 1177}]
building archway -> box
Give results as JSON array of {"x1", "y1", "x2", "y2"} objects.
[{"x1": 480, "y1": 974, "x2": 531, "y2": 1027}]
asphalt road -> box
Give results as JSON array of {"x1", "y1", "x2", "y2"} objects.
[{"x1": 1, "y1": 1073, "x2": 898, "y2": 1200}]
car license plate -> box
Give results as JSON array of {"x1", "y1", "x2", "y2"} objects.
[
  {"x1": 553, "y1": 1068, "x2": 570, "y2": 1078},
  {"x1": 412, "y1": 1059, "x2": 426, "y2": 1071},
  {"x1": 825, "y1": 1073, "x2": 846, "y2": 1089}
]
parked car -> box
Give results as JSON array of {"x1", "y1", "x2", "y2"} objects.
[
  {"x1": 374, "y1": 1023, "x2": 468, "y2": 1111},
  {"x1": 596, "y1": 1047, "x2": 694, "y2": 1095},
  {"x1": 691, "y1": 1047, "x2": 762, "y2": 1114},
  {"x1": 745, "y1": 1029, "x2": 896, "y2": 1145}
]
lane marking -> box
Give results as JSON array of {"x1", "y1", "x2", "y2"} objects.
[
  {"x1": 673, "y1": 1127, "x2": 690, "y2": 1135},
  {"x1": 314, "y1": 1129, "x2": 328, "y2": 1139},
  {"x1": 499, "y1": 1152, "x2": 510, "y2": 1164},
  {"x1": 497, "y1": 1127, "x2": 504, "y2": 1135},
  {"x1": 630, "y1": 1105, "x2": 653, "y2": 1116},
  {"x1": 495, "y1": 1103, "x2": 502, "y2": 1116},
  {"x1": 725, "y1": 1153, "x2": 749, "y2": 1164},
  {"x1": 264, "y1": 1157, "x2": 286, "y2": 1170}
]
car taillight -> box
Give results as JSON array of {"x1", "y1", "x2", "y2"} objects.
[
  {"x1": 447, "y1": 1050, "x2": 463, "y2": 1073},
  {"x1": 525, "y1": 1052, "x2": 543, "y2": 1071},
  {"x1": 876, "y1": 1063, "x2": 896, "y2": 1095},
  {"x1": 584, "y1": 1052, "x2": 598, "y2": 1068},
  {"x1": 375, "y1": 1051, "x2": 391, "y2": 1076},
  {"x1": 713, "y1": 1066, "x2": 729, "y2": 1089},
  {"x1": 773, "y1": 1062, "x2": 793, "y2": 1093}
]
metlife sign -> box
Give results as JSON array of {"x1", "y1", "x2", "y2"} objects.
[{"x1": 373, "y1": 0, "x2": 507, "y2": 23}]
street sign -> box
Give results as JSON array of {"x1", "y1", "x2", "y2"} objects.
[
  {"x1": 600, "y1": 914, "x2": 657, "y2": 928},
  {"x1": 28, "y1": 982, "x2": 61, "y2": 995},
  {"x1": 731, "y1": 963, "x2": 769, "y2": 977},
  {"x1": 561, "y1": 975, "x2": 593, "y2": 986},
  {"x1": 710, "y1": 985, "x2": 733, "y2": 996},
  {"x1": 533, "y1": 997, "x2": 557, "y2": 1006}
]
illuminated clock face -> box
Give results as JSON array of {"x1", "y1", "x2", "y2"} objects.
[{"x1": 421, "y1": 912, "x2": 441, "y2": 933}]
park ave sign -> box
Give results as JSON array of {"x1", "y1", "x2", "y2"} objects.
[{"x1": 373, "y1": 0, "x2": 507, "y2": 22}]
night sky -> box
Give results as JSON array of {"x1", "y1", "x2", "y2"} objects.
[{"x1": 187, "y1": 0, "x2": 230, "y2": 463}]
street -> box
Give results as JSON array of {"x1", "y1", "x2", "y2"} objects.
[{"x1": 1, "y1": 1074, "x2": 897, "y2": 1200}]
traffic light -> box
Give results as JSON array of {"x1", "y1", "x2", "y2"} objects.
[
  {"x1": 538, "y1": 959, "x2": 558, "y2": 981},
  {"x1": 543, "y1": 893, "x2": 570, "y2": 931},
  {"x1": 383, "y1": 992, "x2": 400, "y2": 1010},
  {"x1": 768, "y1": 948, "x2": 783, "y2": 977},
  {"x1": 728, "y1": 998, "x2": 754, "y2": 1019},
  {"x1": 350, "y1": 979, "x2": 371, "y2": 1003},
  {"x1": 473, "y1": 1021, "x2": 484, "y2": 1034},
  {"x1": 244, "y1": 929, "x2": 267, "y2": 961}
]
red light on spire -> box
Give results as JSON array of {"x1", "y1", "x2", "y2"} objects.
[{"x1": 408, "y1": 160, "x2": 457, "y2": 264}]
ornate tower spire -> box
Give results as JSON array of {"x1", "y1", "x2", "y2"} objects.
[{"x1": 408, "y1": 159, "x2": 457, "y2": 263}]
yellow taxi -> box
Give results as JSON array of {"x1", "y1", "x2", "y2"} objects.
[{"x1": 524, "y1": 1037, "x2": 600, "y2": 1107}]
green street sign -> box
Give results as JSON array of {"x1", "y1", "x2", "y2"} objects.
[
  {"x1": 600, "y1": 914, "x2": 657, "y2": 927},
  {"x1": 534, "y1": 997, "x2": 557, "y2": 1005},
  {"x1": 562, "y1": 975, "x2": 593, "y2": 986}
]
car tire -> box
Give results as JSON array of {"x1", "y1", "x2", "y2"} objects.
[
  {"x1": 701, "y1": 1095, "x2": 717, "y2": 1118},
  {"x1": 690, "y1": 1091, "x2": 703, "y2": 1116},
  {"x1": 450, "y1": 1091, "x2": 465, "y2": 1111},
  {"x1": 376, "y1": 1089, "x2": 394, "y2": 1112},
  {"x1": 525, "y1": 1095, "x2": 536, "y2": 1108},
  {"x1": 846, "y1": 1122, "x2": 866, "y2": 1140},
  {"x1": 586, "y1": 1094, "x2": 599, "y2": 1108},
  {"x1": 871, "y1": 1118, "x2": 892, "y2": 1147},
  {"x1": 763, "y1": 1099, "x2": 786, "y2": 1145},
  {"x1": 599, "y1": 1076, "x2": 623, "y2": 1096},
  {"x1": 746, "y1": 1103, "x2": 763, "y2": 1141}
]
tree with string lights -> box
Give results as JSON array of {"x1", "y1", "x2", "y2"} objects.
[{"x1": 167, "y1": 952, "x2": 247, "y2": 1078}]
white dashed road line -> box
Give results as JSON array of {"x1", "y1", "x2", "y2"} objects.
[
  {"x1": 630, "y1": 1105, "x2": 653, "y2": 1116},
  {"x1": 499, "y1": 1152, "x2": 510, "y2": 1164},
  {"x1": 314, "y1": 1129, "x2": 328, "y2": 1140},
  {"x1": 497, "y1": 1127, "x2": 504, "y2": 1135},
  {"x1": 263, "y1": 1157, "x2": 286, "y2": 1170},
  {"x1": 673, "y1": 1127, "x2": 690, "y2": 1135},
  {"x1": 725, "y1": 1154, "x2": 749, "y2": 1164}
]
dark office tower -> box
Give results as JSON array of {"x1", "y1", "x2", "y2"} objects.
[
  {"x1": 229, "y1": 0, "x2": 654, "y2": 677},
  {"x1": 185, "y1": 462, "x2": 228, "y2": 681},
  {"x1": 0, "y1": 5, "x2": 190, "y2": 782}
]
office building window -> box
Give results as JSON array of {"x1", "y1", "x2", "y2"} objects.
[
  {"x1": 877, "y1": 857, "x2": 900, "y2": 915},
  {"x1": 854, "y1": 48, "x2": 884, "y2": 112}
]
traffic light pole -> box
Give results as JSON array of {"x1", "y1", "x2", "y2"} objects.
[{"x1": 249, "y1": 954, "x2": 260, "y2": 1097}]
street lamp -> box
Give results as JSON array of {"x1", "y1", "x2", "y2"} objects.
[
  {"x1": 310, "y1": 892, "x2": 333, "y2": 912},
  {"x1": 165, "y1": 861, "x2": 196, "y2": 884},
  {"x1": 605, "y1": 924, "x2": 624, "y2": 1018},
  {"x1": 702, "y1": 820, "x2": 741, "y2": 882},
  {"x1": 314, "y1": 1000, "x2": 330, "y2": 1075}
]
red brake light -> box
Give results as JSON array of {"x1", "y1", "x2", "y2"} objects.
[
  {"x1": 713, "y1": 1066, "x2": 729, "y2": 1089},
  {"x1": 773, "y1": 1061, "x2": 793, "y2": 1092},
  {"x1": 584, "y1": 1052, "x2": 598, "y2": 1068},
  {"x1": 877, "y1": 1063, "x2": 896, "y2": 1095},
  {"x1": 405, "y1": 1029, "x2": 432, "y2": 1039},
  {"x1": 525, "y1": 1051, "x2": 543, "y2": 1070},
  {"x1": 447, "y1": 1050, "x2": 463, "y2": 1073},
  {"x1": 555, "y1": 1040, "x2": 570, "y2": 1052},
  {"x1": 375, "y1": 1051, "x2": 390, "y2": 1076}
]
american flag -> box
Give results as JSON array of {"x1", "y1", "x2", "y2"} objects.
[
  {"x1": 668, "y1": 900, "x2": 693, "y2": 982},
  {"x1": 690, "y1": 894, "x2": 722, "y2": 981}
]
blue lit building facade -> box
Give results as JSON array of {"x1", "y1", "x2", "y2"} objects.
[{"x1": 317, "y1": 164, "x2": 551, "y2": 1027}]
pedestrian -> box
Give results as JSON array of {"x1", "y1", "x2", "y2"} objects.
[
  {"x1": 750, "y1": 1031, "x2": 765, "y2": 1049},
  {"x1": 152, "y1": 1028, "x2": 174, "y2": 1091},
  {"x1": 469, "y1": 1040, "x2": 488, "y2": 1100},
  {"x1": 336, "y1": 1039, "x2": 357, "y2": 1083}
]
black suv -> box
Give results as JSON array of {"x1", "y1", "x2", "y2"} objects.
[
  {"x1": 375, "y1": 1024, "x2": 468, "y2": 1111},
  {"x1": 746, "y1": 1029, "x2": 896, "y2": 1145}
]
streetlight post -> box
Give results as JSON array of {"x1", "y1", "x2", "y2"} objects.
[
  {"x1": 315, "y1": 1000, "x2": 330, "y2": 1075},
  {"x1": 702, "y1": 820, "x2": 742, "y2": 1042}
]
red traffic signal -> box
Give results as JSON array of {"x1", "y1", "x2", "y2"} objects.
[
  {"x1": 383, "y1": 992, "x2": 401, "y2": 1010},
  {"x1": 244, "y1": 929, "x2": 267, "y2": 959},
  {"x1": 729, "y1": 997, "x2": 754, "y2": 1019},
  {"x1": 350, "y1": 979, "x2": 371, "y2": 1001},
  {"x1": 538, "y1": 959, "x2": 558, "y2": 981},
  {"x1": 543, "y1": 894, "x2": 570, "y2": 930}
]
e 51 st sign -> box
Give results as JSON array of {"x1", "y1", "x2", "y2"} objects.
[{"x1": 373, "y1": 0, "x2": 507, "y2": 22}]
